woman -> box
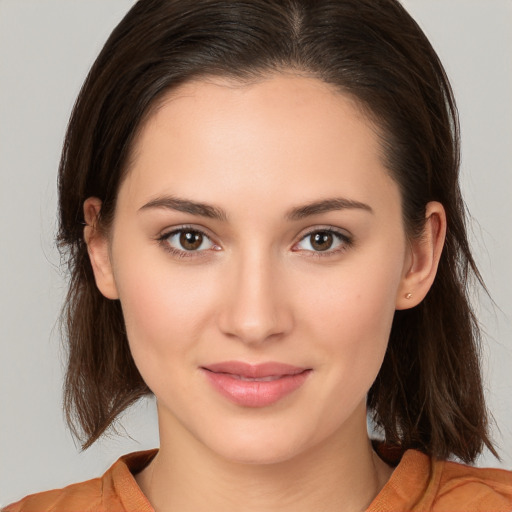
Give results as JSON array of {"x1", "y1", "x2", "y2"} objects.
[{"x1": 4, "y1": 0, "x2": 511, "y2": 510}]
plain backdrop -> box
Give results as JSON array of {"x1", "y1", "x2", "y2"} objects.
[{"x1": 1, "y1": 0, "x2": 511, "y2": 506}]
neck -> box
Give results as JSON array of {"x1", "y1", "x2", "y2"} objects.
[{"x1": 136, "y1": 405, "x2": 393, "y2": 512}]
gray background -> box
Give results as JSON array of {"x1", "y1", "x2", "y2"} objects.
[{"x1": 1, "y1": 0, "x2": 511, "y2": 506}]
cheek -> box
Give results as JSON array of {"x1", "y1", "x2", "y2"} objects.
[
  {"x1": 112, "y1": 248, "x2": 218, "y2": 376},
  {"x1": 294, "y1": 248, "x2": 403, "y2": 383}
]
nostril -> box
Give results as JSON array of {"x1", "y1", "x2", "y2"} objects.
[{"x1": 216, "y1": 260, "x2": 293, "y2": 343}]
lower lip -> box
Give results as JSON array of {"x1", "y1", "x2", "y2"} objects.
[{"x1": 202, "y1": 369, "x2": 311, "y2": 408}]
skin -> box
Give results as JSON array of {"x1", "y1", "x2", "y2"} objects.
[{"x1": 84, "y1": 74, "x2": 446, "y2": 512}]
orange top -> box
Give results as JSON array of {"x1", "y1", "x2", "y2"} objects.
[{"x1": 4, "y1": 448, "x2": 512, "y2": 512}]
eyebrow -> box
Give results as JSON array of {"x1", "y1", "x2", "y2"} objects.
[
  {"x1": 138, "y1": 195, "x2": 373, "y2": 221},
  {"x1": 139, "y1": 196, "x2": 228, "y2": 221},
  {"x1": 286, "y1": 197, "x2": 373, "y2": 220}
]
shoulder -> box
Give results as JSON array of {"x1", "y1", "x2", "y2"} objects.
[
  {"x1": 431, "y1": 458, "x2": 512, "y2": 512},
  {"x1": 2, "y1": 477, "x2": 108, "y2": 512},
  {"x1": 370, "y1": 447, "x2": 512, "y2": 511},
  {"x1": 2, "y1": 450, "x2": 157, "y2": 512}
]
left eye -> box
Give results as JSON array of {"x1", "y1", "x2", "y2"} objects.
[
  {"x1": 165, "y1": 229, "x2": 215, "y2": 252},
  {"x1": 295, "y1": 230, "x2": 349, "y2": 252}
]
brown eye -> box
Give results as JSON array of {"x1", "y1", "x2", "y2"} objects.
[
  {"x1": 163, "y1": 228, "x2": 215, "y2": 254},
  {"x1": 180, "y1": 230, "x2": 203, "y2": 250},
  {"x1": 310, "y1": 232, "x2": 333, "y2": 251},
  {"x1": 294, "y1": 228, "x2": 351, "y2": 255}
]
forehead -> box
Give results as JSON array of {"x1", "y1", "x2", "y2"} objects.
[{"x1": 119, "y1": 74, "x2": 398, "y2": 217}]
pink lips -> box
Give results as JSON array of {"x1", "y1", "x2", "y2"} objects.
[{"x1": 201, "y1": 361, "x2": 311, "y2": 407}]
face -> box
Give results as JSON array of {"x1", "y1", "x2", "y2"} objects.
[{"x1": 88, "y1": 75, "x2": 417, "y2": 464}]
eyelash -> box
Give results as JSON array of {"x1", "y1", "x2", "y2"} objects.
[
  {"x1": 294, "y1": 227, "x2": 353, "y2": 258},
  {"x1": 157, "y1": 226, "x2": 353, "y2": 259},
  {"x1": 157, "y1": 225, "x2": 217, "y2": 259}
]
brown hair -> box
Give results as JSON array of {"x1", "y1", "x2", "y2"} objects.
[{"x1": 58, "y1": 0, "x2": 497, "y2": 461}]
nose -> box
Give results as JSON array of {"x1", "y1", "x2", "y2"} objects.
[{"x1": 217, "y1": 250, "x2": 293, "y2": 345}]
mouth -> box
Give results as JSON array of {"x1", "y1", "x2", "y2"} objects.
[
  {"x1": 200, "y1": 361, "x2": 312, "y2": 408},
  {"x1": 227, "y1": 374, "x2": 287, "y2": 382}
]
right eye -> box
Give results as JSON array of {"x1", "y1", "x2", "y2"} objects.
[{"x1": 159, "y1": 227, "x2": 219, "y2": 257}]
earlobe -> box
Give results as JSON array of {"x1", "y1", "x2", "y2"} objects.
[
  {"x1": 396, "y1": 201, "x2": 446, "y2": 310},
  {"x1": 83, "y1": 197, "x2": 119, "y2": 300}
]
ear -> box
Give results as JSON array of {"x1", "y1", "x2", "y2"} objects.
[
  {"x1": 395, "y1": 201, "x2": 446, "y2": 310},
  {"x1": 83, "y1": 197, "x2": 119, "y2": 300}
]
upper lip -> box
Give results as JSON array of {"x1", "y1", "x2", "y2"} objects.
[{"x1": 202, "y1": 361, "x2": 308, "y2": 378}]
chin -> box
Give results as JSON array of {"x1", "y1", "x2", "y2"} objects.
[{"x1": 195, "y1": 418, "x2": 319, "y2": 466}]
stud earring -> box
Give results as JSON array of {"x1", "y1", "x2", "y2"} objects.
[{"x1": 405, "y1": 293, "x2": 413, "y2": 300}]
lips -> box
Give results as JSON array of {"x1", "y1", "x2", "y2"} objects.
[{"x1": 201, "y1": 361, "x2": 311, "y2": 407}]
